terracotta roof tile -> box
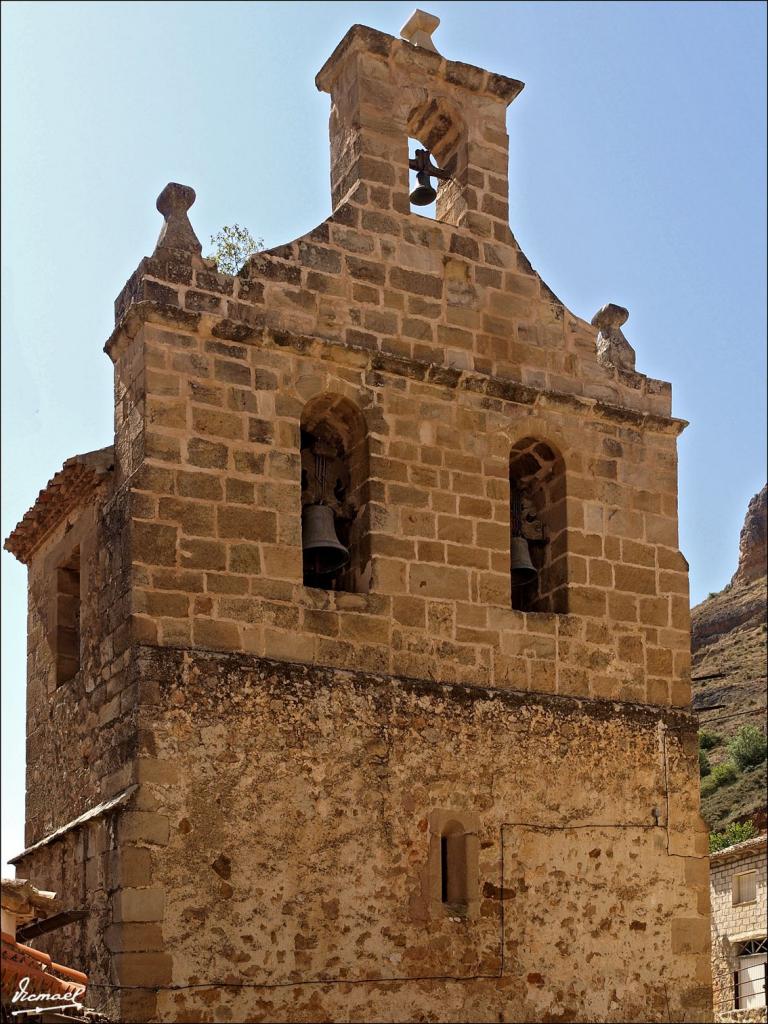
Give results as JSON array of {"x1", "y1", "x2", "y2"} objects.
[
  {"x1": 709, "y1": 832, "x2": 767, "y2": 863},
  {"x1": 4, "y1": 447, "x2": 114, "y2": 565}
]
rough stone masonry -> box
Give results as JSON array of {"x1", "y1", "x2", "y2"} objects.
[{"x1": 4, "y1": 13, "x2": 712, "y2": 1023}]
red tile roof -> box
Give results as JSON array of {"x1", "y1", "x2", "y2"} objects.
[{"x1": 4, "y1": 447, "x2": 114, "y2": 565}]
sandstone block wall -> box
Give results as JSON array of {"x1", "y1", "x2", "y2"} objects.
[{"x1": 108, "y1": 233, "x2": 690, "y2": 710}]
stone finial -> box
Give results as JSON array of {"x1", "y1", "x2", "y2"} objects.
[
  {"x1": 591, "y1": 303, "x2": 636, "y2": 372},
  {"x1": 400, "y1": 9, "x2": 441, "y2": 53},
  {"x1": 154, "y1": 182, "x2": 202, "y2": 255}
]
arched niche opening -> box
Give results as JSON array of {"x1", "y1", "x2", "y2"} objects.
[
  {"x1": 300, "y1": 395, "x2": 371, "y2": 594},
  {"x1": 509, "y1": 437, "x2": 568, "y2": 614},
  {"x1": 407, "y1": 98, "x2": 468, "y2": 225}
]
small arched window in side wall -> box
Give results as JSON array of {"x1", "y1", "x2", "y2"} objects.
[
  {"x1": 300, "y1": 395, "x2": 371, "y2": 594},
  {"x1": 427, "y1": 810, "x2": 479, "y2": 919},
  {"x1": 509, "y1": 438, "x2": 568, "y2": 614}
]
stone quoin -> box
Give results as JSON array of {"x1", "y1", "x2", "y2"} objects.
[{"x1": 4, "y1": 11, "x2": 712, "y2": 1023}]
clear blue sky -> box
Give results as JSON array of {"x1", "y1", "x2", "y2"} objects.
[{"x1": 2, "y1": 1, "x2": 765, "y2": 870}]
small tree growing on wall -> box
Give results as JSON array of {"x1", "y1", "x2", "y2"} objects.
[{"x1": 208, "y1": 224, "x2": 263, "y2": 275}]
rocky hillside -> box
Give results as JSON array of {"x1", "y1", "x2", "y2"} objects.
[{"x1": 692, "y1": 485, "x2": 767, "y2": 833}]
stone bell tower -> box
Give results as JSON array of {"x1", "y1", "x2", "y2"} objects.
[
  {"x1": 319, "y1": 10, "x2": 521, "y2": 232},
  {"x1": 6, "y1": 12, "x2": 711, "y2": 1023}
]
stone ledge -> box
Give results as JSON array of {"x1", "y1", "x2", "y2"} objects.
[
  {"x1": 10, "y1": 785, "x2": 137, "y2": 864},
  {"x1": 315, "y1": 24, "x2": 524, "y2": 103},
  {"x1": 132, "y1": 641, "x2": 698, "y2": 732},
  {"x1": 105, "y1": 301, "x2": 687, "y2": 436}
]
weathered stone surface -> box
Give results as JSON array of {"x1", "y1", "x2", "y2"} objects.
[
  {"x1": 154, "y1": 183, "x2": 202, "y2": 256},
  {"x1": 591, "y1": 302, "x2": 637, "y2": 372},
  {"x1": 141, "y1": 646, "x2": 706, "y2": 1023}
]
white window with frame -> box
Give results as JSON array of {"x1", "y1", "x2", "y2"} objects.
[
  {"x1": 733, "y1": 869, "x2": 758, "y2": 906},
  {"x1": 734, "y1": 939, "x2": 767, "y2": 1010}
]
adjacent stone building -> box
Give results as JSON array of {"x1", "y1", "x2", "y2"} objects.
[
  {"x1": 4, "y1": 13, "x2": 712, "y2": 1023},
  {"x1": 710, "y1": 835, "x2": 767, "y2": 1020}
]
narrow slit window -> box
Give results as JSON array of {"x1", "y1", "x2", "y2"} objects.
[
  {"x1": 440, "y1": 835, "x2": 449, "y2": 903},
  {"x1": 55, "y1": 548, "x2": 80, "y2": 685},
  {"x1": 440, "y1": 820, "x2": 468, "y2": 907}
]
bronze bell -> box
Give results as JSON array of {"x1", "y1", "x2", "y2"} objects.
[
  {"x1": 302, "y1": 503, "x2": 349, "y2": 576},
  {"x1": 510, "y1": 536, "x2": 537, "y2": 587},
  {"x1": 409, "y1": 170, "x2": 437, "y2": 207},
  {"x1": 408, "y1": 147, "x2": 448, "y2": 207}
]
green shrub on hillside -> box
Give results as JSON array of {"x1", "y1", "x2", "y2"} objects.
[
  {"x1": 701, "y1": 760, "x2": 739, "y2": 797},
  {"x1": 699, "y1": 749, "x2": 711, "y2": 777},
  {"x1": 711, "y1": 761, "x2": 738, "y2": 786},
  {"x1": 709, "y1": 820, "x2": 757, "y2": 853},
  {"x1": 728, "y1": 725, "x2": 767, "y2": 770},
  {"x1": 698, "y1": 729, "x2": 721, "y2": 750}
]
